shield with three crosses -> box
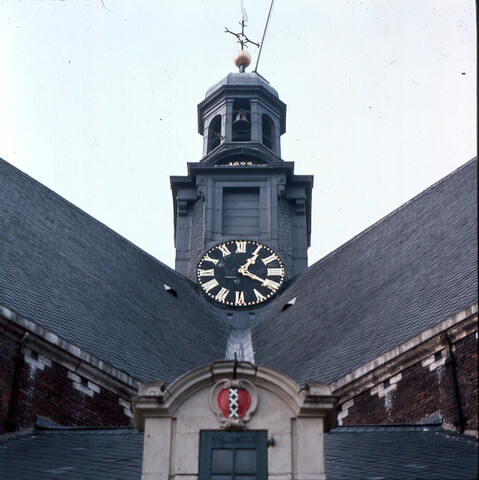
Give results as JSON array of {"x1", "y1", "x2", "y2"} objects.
[{"x1": 210, "y1": 378, "x2": 257, "y2": 429}]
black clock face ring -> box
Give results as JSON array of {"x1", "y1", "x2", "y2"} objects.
[{"x1": 197, "y1": 240, "x2": 285, "y2": 308}]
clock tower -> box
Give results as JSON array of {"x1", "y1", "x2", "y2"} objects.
[{"x1": 170, "y1": 59, "x2": 313, "y2": 304}]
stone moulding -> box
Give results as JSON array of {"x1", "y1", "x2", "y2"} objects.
[{"x1": 132, "y1": 360, "x2": 338, "y2": 432}]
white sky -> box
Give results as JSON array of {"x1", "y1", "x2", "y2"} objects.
[{"x1": 0, "y1": 0, "x2": 476, "y2": 269}]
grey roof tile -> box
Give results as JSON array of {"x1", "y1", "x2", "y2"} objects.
[
  {"x1": 0, "y1": 428, "x2": 143, "y2": 480},
  {"x1": 0, "y1": 158, "x2": 229, "y2": 384},
  {"x1": 204, "y1": 72, "x2": 279, "y2": 98},
  {"x1": 252, "y1": 158, "x2": 478, "y2": 385},
  {"x1": 325, "y1": 426, "x2": 478, "y2": 480},
  {"x1": 0, "y1": 426, "x2": 476, "y2": 480}
]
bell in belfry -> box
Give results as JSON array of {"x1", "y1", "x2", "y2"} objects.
[{"x1": 233, "y1": 109, "x2": 250, "y2": 126}]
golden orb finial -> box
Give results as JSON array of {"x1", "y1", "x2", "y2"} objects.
[{"x1": 234, "y1": 50, "x2": 252, "y2": 72}]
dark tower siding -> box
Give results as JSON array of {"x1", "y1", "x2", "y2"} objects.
[
  {"x1": 174, "y1": 172, "x2": 310, "y2": 281},
  {"x1": 278, "y1": 198, "x2": 294, "y2": 276},
  {"x1": 189, "y1": 199, "x2": 206, "y2": 280}
]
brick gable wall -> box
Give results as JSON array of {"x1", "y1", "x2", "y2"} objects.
[
  {"x1": 338, "y1": 331, "x2": 478, "y2": 433},
  {"x1": 2, "y1": 316, "x2": 477, "y2": 436},
  {"x1": 0, "y1": 330, "x2": 134, "y2": 434}
]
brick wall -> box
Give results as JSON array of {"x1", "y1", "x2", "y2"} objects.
[
  {"x1": 0, "y1": 331, "x2": 133, "y2": 434},
  {"x1": 338, "y1": 332, "x2": 478, "y2": 432},
  {"x1": 454, "y1": 332, "x2": 478, "y2": 431},
  {"x1": 0, "y1": 332, "x2": 18, "y2": 432}
]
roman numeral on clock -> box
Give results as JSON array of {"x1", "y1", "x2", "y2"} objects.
[
  {"x1": 215, "y1": 287, "x2": 229, "y2": 303},
  {"x1": 203, "y1": 278, "x2": 219, "y2": 293},
  {"x1": 262, "y1": 278, "x2": 280, "y2": 291},
  {"x1": 235, "y1": 241, "x2": 247, "y2": 253},
  {"x1": 262, "y1": 254, "x2": 277, "y2": 265},
  {"x1": 267, "y1": 268, "x2": 283, "y2": 277},
  {"x1": 198, "y1": 268, "x2": 215, "y2": 277},
  {"x1": 235, "y1": 291, "x2": 245, "y2": 305},
  {"x1": 254, "y1": 289, "x2": 266, "y2": 302},
  {"x1": 217, "y1": 244, "x2": 231, "y2": 257},
  {"x1": 202, "y1": 254, "x2": 219, "y2": 265}
]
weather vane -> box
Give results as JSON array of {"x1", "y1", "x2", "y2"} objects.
[{"x1": 225, "y1": 2, "x2": 259, "y2": 72}]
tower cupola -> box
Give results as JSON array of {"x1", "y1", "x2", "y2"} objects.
[
  {"x1": 171, "y1": 20, "x2": 312, "y2": 284},
  {"x1": 198, "y1": 72, "x2": 286, "y2": 160}
]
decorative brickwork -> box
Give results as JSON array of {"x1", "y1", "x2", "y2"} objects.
[
  {"x1": 0, "y1": 331, "x2": 133, "y2": 434},
  {"x1": 339, "y1": 332, "x2": 478, "y2": 433}
]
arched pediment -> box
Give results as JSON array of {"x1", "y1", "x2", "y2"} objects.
[
  {"x1": 134, "y1": 361, "x2": 335, "y2": 429},
  {"x1": 132, "y1": 361, "x2": 337, "y2": 479}
]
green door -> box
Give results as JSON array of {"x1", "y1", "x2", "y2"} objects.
[{"x1": 199, "y1": 430, "x2": 268, "y2": 480}]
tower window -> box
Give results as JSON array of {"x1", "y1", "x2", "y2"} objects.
[
  {"x1": 232, "y1": 99, "x2": 251, "y2": 142},
  {"x1": 222, "y1": 187, "x2": 259, "y2": 235},
  {"x1": 262, "y1": 114, "x2": 274, "y2": 150},
  {"x1": 207, "y1": 115, "x2": 222, "y2": 153}
]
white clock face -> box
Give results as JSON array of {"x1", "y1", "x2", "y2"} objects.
[{"x1": 197, "y1": 240, "x2": 285, "y2": 308}]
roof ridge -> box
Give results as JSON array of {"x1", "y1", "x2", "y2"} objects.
[
  {"x1": 329, "y1": 425, "x2": 479, "y2": 444},
  {"x1": 333, "y1": 423, "x2": 444, "y2": 430},
  {"x1": 301, "y1": 157, "x2": 477, "y2": 278},
  {"x1": 330, "y1": 425, "x2": 444, "y2": 433},
  {"x1": 35, "y1": 424, "x2": 138, "y2": 432},
  {"x1": 0, "y1": 157, "x2": 188, "y2": 283}
]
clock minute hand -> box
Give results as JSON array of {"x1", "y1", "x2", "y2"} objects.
[{"x1": 239, "y1": 266, "x2": 280, "y2": 292}]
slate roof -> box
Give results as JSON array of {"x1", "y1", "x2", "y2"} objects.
[
  {"x1": 0, "y1": 158, "x2": 228, "y2": 385},
  {"x1": 252, "y1": 158, "x2": 478, "y2": 385},
  {"x1": 0, "y1": 427, "x2": 143, "y2": 480},
  {"x1": 0, "y1": 157, "x2": 476, "y2": 387},
  {"x1": 204, "y1": 72, "x2": 280, "y2": 98},
  {"x1": 324, "y1": 425, "x2": 479, "y2": 480},
  {"x1": 0, "y1": 425, "x2": 476, "y2": 480}
]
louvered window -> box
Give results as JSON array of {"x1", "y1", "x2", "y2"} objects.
[{"x1": 222, "y1": 188, "x2": 260, "y2": 236}]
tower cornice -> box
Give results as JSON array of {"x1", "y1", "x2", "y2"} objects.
[{"x1": 200, "y1": 144, "x2": 283, "y2": 165}]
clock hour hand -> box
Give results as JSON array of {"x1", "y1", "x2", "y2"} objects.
[
  {"x1": 238, "y1": 253, "x2": 258, "y2": 275},
  {"x1": 238, "y1": 267, "x2": 265, "y2": 284}
]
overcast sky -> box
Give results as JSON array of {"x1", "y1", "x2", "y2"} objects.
[{"x1": 0, "y1": 0, "x2": 475, "y2": 268}]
